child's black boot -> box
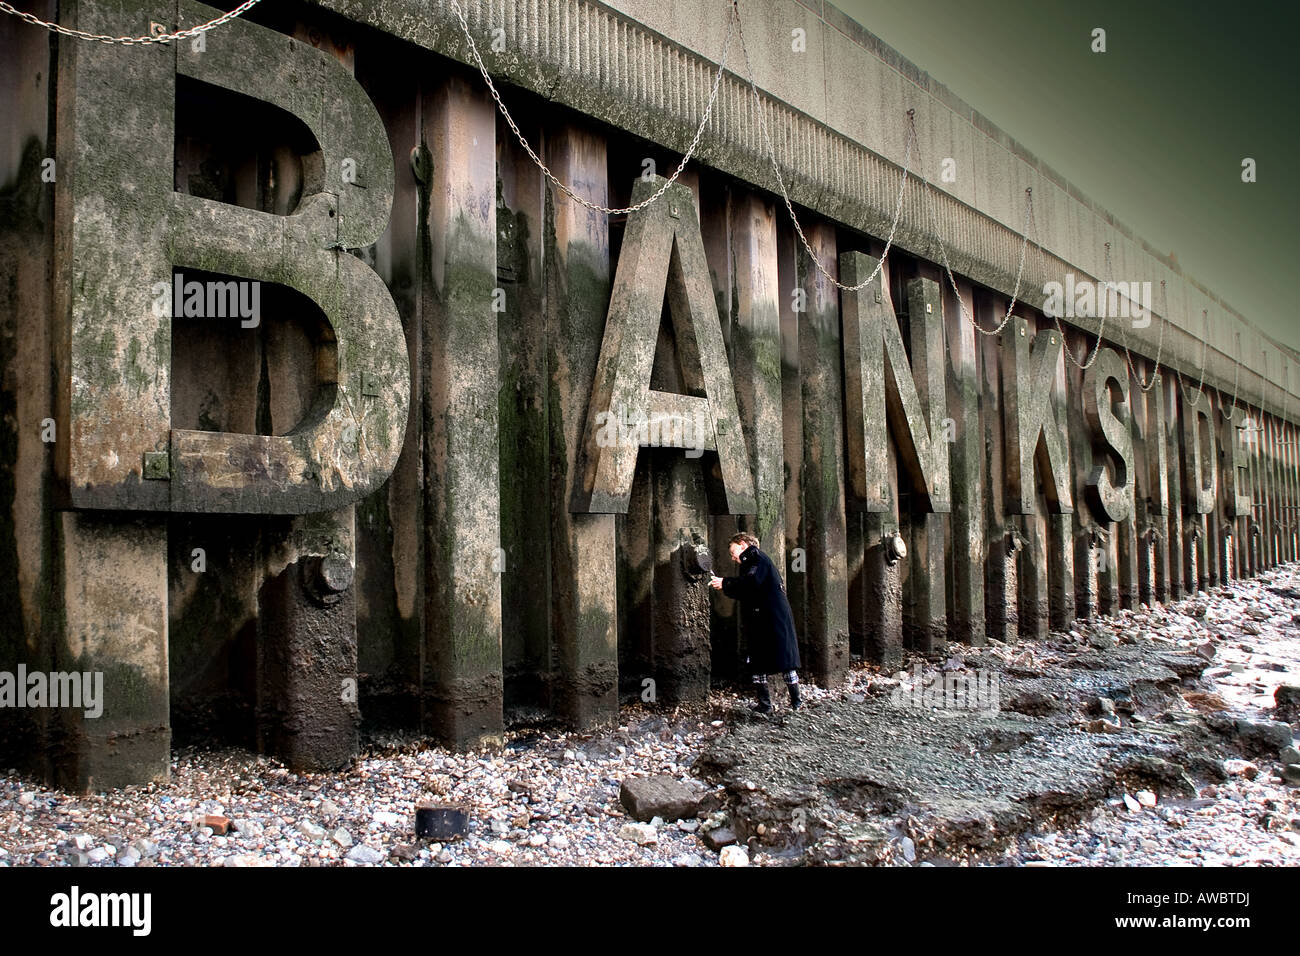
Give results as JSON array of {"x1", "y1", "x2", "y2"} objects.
[{"x1": 751, "y1": 680, "x2": 773, "y2": 714}]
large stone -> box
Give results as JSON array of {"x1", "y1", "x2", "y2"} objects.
[
  {"x1": 1234, "y1": 718, "x2": 1294, "y2": 755},
  {"x1": 701, "y1": 827, "x2": 737, "y2": 851},
  {"x1": 719, "y1": 845, "x2": 749, "y2": 867},
  {"x1": 619, "y1": 776, "x2": 702, "y2": 822},
  {"x1": 1274, "y1": 685, "x2": 1300, "y2": 724}
]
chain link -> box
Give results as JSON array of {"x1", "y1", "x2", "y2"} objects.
[
  {"x1": 1178, "y1": 310, "x2": 1212, "y2": 407},
  {"x1": 0, "y1": 0, "x2": 264, "y2": 45},
  {"x1": 734, "y1": 7, "x2": 912, "y2": 294},
  {"x1": 907, "y1": 114, "x2": 1032, "y2": 336},
  {"x1": 1217, "y1": 331, "x2": 1243, "y2": 420},
  {"x1": 1101, "y1": 241, "x2": 1167, "y2": 393},
  {"x1": 1281, "y1": 362, "x2": 1293, "y2": 443},
  {"x1": 450, "y1": 0, "x2": 735, "y2": 216},
  {"x1": 1047, "y1": 232, "x2": 1108, "y2": 371}
]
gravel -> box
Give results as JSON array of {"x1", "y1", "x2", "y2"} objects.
[{"x1": 1, "y1": 566, "x2": 1296, "y2": 867}]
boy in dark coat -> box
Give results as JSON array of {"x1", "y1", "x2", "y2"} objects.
[{"x1": 709, "y1": 532, "x2": 802, "y2": 713}]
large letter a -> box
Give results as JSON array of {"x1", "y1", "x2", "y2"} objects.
[{"x1": 573, "y1": 177, "x2": 756, "y2": 514}]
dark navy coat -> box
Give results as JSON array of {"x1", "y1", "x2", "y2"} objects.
[{"x1": 720, "y1": 545, "x2": 801, "y2": 674}]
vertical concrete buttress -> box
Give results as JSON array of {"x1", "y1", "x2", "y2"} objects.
[
  {"x1": 545, "y1": 126, "x2": 619, "y2": 730},
  {"x1": 421, "y1": 75, "x2": 505, "y2": 748},
  {"x1": 795, "y1": 224, "x2": 849, "y2": 686}
]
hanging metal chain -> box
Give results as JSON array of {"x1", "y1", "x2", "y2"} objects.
[
  {"x1": 907, "y1": 116, "x2": 1033, "y2": 336},
  {"x1": 1280, "y1": 361, "x2": 1294, "y2": 444},
  {"x1": 1178, "y1": 309, "x2": 1212, "y2": 406},
  {"x1": 734, "y1": 5, "x2": 913, "y2": 294},
  {"x1": 1129, "y1": 282, "x2": 1169, "y2": 391},
  {"x1": 1102, "y1": 242, "x2": 1168, "y2": 392},
  {"x1": 0, "y1": 0, "x2": 264, "y2": 44},
  {"x1": 1044, "y1": 232, "x2": 1108, "y2": 371},
  {"x1": 450, "y1": 0, "x2": 736, "y2": 217},
  {"x1": 1217, "y1": 331, "x2": 1243, "y2": 419}
]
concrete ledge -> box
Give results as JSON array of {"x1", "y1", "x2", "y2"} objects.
[{"x1": 315, "y1": 0, "x2": 1294, "y2": 419}]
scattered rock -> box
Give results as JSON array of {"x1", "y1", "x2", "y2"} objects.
[
  {"x1": 899, "y1": 836, "x2": 916, "y2": 863},
  {"x1": 1136, "y1": 791, "x2": 1157, "y2": 808},
  {"x1": 701, "y1": 827, "x2": 736, "y2": 851},
  {"x1": 1275, "y1": 685, "x2": 1300, "y2": 724},
  {"x1": 1123, "y1": 794, "x2": 1142, "y2": 812},
  {"x1": 345, "y1": 844, "x2": 385, "y2": 865},
  {"x1": 719, "y1": 845, "x2": 749, "y2": 867},
  {"x1": 1234, "y1": 718, "x2": 1294, "y2": 755},
  {"x1": 230, "y1": 818, "x2": 262, "y2": 838},
  {"x1": 1223, "y1": 759, "x2": 1259, "y2": 780},
  {"x1": 202, "y1": 814, "x2": 231, "y2": 836},
  {"x1": 619, "y1": 775, "x2": 701, "y2": 822},
  {"x1": 1006, "y1": 690, "x2": 1058, "y2": 717},
  {"x1": 331, "y1": 828, "x2": 353, "y2": 848},
  {"x1": 618, "y1": 822, "x2": 658, "y2": 846},
  {"x1": 297, "y1": 820, "x2": 326, "y2": 843}
]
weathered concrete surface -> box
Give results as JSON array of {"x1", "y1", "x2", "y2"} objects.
[
  {"x1": 0, "y1": 0, "x2": 57, "y2": 778},
  {"x1": 312, "y1": 0, "x2": 1297, "y2": 427},
  {"x1": 354, "y1": 45, "x2": 427, "y2": 728},
  {"x1": 978, "y1": 296, "x2": 1019, "y2": 645},
  {"x1": 7, "y1": 0, "x2": 1300, "y2": 798},
  {"x1": 651, "y1": 451, "x2": 712, "y2": 704},
  {"x1": 726, "y1": 193, "x2": 784, "y2": 556},
  {"x1": 496, "y1": 109, "x2": 552, "y2": 714},
  {"x1": 545, "y1": 126, "x2": 618, "y2": 731},
  {"x1": 56, "y1": 0, "x2": 409, "y2": 515},
  {"x1": 794, "y1": 224, "x2": 849, "y2": 686},
  {"x1": 901, "y1": 273, "x2": 949, "y2": 654},
  {"x1": 1004, "y1": 319, "x2": 1071, "y2": 640},
  {"x1": 943, "y1": 278, "x2": 985, "y2": 646},
  {"x1": 575, "y1": 176, "x2": 755, "y2": 516},
  {"x1": 421, "y1": 75, "x2": 504, "y2": 749},
  {"x1": 256, "y1": 510, "x2": 360, "y2": 771},
  {"x1": 52, "y1": 513, "x2": 171, "y2": 792}
]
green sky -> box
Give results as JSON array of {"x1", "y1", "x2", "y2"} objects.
[{"x1": 835, "y1": 0, "x2": 1299, "y2": 354}]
